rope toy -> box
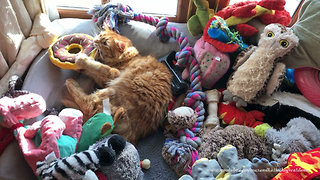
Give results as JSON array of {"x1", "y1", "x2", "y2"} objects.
[
  {"x1": 89, "y1": 3, "x2": 206, "y2": 147},
  {"x1": 89, "y1": 3, "x2": 134, "y2": 33},
  {"x1": 89, "y1": 3, "x2": 206, "y2": 173}
]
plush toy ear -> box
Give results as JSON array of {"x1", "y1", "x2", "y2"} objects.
[
  {"x1": 101, "y1": 122, "x2": 112, "y2": 135},
  {"x1": 115, "y1": 40, "x2": 126, "y2": 53},
  {"x1": 108, "y1": 134, "x2": 126, "y2": 155}
]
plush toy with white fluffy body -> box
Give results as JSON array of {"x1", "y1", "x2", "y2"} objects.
[{"x1": 224, "y1": 23, "x2": 299, "y2": 107}]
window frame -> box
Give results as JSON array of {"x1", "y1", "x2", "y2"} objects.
[
  {"x1": 57, "y1": 0, "x2": 304, "y2": 25},
  {"x1": 57, "y1": 0, "x2": 192, "y2": 22}
]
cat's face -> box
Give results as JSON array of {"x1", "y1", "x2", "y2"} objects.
[{"x1": 94, "y1": 28, "x2": 132, "y2": 64}]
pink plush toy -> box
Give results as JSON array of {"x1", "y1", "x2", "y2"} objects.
[
  {"x1": 0, "y1": 93, "x2": 83, "y2": 174},
  {"x1": 182, "y1": 37, "x2": 230, "y2": 89},
  {"x1": 0, "y1": 93, "x2": 46, "y2": 128},
  {"x1": 15, "y1": 108, "x2": 83, "y2": 174}
]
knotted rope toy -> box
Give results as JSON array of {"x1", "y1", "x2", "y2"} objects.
[
  {"x1": 89, "y1": 3, "x2": 206, "y2": 145},
  {"x1": 89, "y1": 3, "x2": 207, "y2": 174}
]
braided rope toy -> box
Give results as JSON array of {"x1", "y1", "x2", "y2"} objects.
[{"x1": 89, "y1": 3, "x2": 206, "y2": 172}]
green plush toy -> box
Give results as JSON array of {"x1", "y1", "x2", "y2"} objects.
[
  {"x1": 77, "y1": 112, "x2": 115, "y2": 152},
  {"x1": 187, "y1": 0, "x2": 215, "y2": 36}
]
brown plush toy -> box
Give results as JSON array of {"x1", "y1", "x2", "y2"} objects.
[
  {"x1": 223, "y1": 23, "x2": 299, "y2": 107},
  {"x1": 198, "y1": 125, "x2": 271, "y2": 161}
]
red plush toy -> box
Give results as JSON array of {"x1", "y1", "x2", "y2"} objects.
[
  {"x1": 218, "y1": 101, "x2": 265, "y2": 128},
  {"x1": 215, "y1": 0, "x2": 291, "y2": 38}
]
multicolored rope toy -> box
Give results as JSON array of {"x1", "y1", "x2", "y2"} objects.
[
  {"x1": 88, "y1": 3, "x2": 206, "y2": 173},
  {"x1": 88, "y1": 3, "x2": 134, "y2": 33}
]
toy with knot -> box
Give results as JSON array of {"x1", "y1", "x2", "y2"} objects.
[
  {"x1": 89, "y1": 3, "x2": 208, "y2": 174},
  {"x1": 203, "y1": 16, "x2": 248, "y2": 53},
  {"x1": 88, "y1": 3, "x2": 134, "y2": 32},
  {"x1": 215, "y1": 0, "x2": 291, "y2": 38},
  {"x1": 162, "y1": 138, "x2": 199, "y2": 176},
  {"x1": 167, "y1": 106, "x2": 201, "y2": 148},
  {"x1": 89, "y1": 4, "x2": 207, "y2": 144}
]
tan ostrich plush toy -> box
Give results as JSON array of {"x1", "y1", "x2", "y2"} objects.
[{"x1": 224, "y1": 24, "x2": 299, "y2": 107}]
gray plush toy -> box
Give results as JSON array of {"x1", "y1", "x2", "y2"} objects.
[
  {"x1": 90, "y1": 134, "x2": 146, "y2": 180},
  {"x1": 36, "y1": 134, "x2": 148, "y2": 180},
  {"x1": 255, "y1": 117, "x2": 320, "y2": 167},
  {"x1": 179, "y1": 145, "x2": 278, "y2": 180}
]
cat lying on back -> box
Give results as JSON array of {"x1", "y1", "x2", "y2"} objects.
[{"x1": 62, "y1": 28, "x2": 172, "y2": 143}]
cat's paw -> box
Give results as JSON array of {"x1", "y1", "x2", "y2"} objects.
[
  {"x1": 75, "y1": 53, "x2": 90, "y2": 68},
  {"x1": 65, "y1": 78, "x2": 80, "y2": 89},
  {"x1": 110, "y1": 67, "x2": 121, "y2": 77},
  {"x1": 119, "y1": 47, "x2": 138, "y2": 59}
]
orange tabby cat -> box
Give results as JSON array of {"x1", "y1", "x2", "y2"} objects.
[{"x1": 63, "y1": 28, "x2": 172, "y2": 143}]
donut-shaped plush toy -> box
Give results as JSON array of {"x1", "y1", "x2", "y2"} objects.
[
  {"x1": 49, "y1": 33, "x2": 97, "y2": 69},
  {"x1": 294, "y1": 67, "x2": 320, "y2": 107}
]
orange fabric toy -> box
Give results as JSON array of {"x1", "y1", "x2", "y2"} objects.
[
  {"x1": 218, "y1": 101, "x2": 265, "y2": 128},
  {"x1": 273, "y1": 147, "x2": 320, "y2": 180}
]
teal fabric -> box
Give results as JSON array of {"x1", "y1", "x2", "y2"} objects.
[
  {"x1": 33, "y1": 129, "x2": 41, "y2": 148},
  {"x1": 57, "y1": 135, "x2": 77, "y2": 158},
  {"x1": 32, "y1": 129, "x2": 77, "y2": 158}
]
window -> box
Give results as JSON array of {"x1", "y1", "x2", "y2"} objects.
[
  {"x1": 55, "y1": 0, "x2": 186, "y2": 22},
  {"x1": 109, "y1": 0, "x2": 178, "y2": 17},
  {"x1": 56, "y1": 0, "x2": 101, "y2": 9}
]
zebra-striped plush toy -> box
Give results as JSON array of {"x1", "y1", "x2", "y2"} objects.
[{"x1": 36, "y1": 134, "x2": 126, "y2": 180}]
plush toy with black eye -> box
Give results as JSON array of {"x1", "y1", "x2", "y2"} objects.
[{"x1": 223, "y1": 23, "x2": 299, "y2": 107}]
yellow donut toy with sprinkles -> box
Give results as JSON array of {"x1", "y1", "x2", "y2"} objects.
[{"x1": 49, "y1": 33, "x2": 97, "y2": 69}]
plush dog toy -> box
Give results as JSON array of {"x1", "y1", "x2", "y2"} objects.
[
  {"x1": 182, "y1": 37, "x2": 231, "y2": 89},
  {"x1": 218, "y1": 100, "x2": 265, "y2": 128},
  {"x1": 255, "y1": 117, "x2": 320, "y2": 167},
  {"x1": 215, "y1": 0, "x2": 291, "y2": 38},
  {"x1": 224, "y1": 23, "x2": 299, "y2": 107},
  {"x1": 0, "y1": 92, "x2": 83, "y2": 174},
  {"x1": 272, "y1": 147, "x2": 320, "y2": 180},
  {"x1": 187, "y1": 0, "x2": 215, "y2": 36},
  {"x1": 180, "y1": 145, "x2": 278, "y2": 180},
  {"x1": 15, "y1": 107, "x2": 83, "y2": 174},
  {"x1": 36, "y1": 134, "x2": 126, "y2": 180},
  {"x1": 90, "y1": 134, "x2": 148, "y2": 180},
  {"x1": 167, "y1": 106, "x2": 201, "y2": 148},
  {"x1": 198, "y1": 125, "x2": 270, "y2": 161}
]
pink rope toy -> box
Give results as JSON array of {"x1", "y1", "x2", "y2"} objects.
[{"x1": 89, "y1": 3, "x2": 206, "y2": 173}]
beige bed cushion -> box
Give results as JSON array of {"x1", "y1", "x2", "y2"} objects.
[{"x1": 0, "y1": 18, "x2": 197, "y2": 180}]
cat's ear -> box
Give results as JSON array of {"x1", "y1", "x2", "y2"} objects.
[{"x1": 115, "y1": 39, "x2": 126, "y2": 53}]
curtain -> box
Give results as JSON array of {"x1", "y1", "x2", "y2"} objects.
[{"x1": 0, "y1": 0, "x2": 58, "y2": 95}]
